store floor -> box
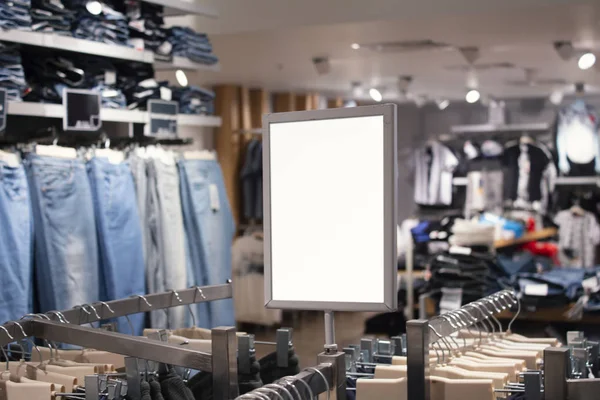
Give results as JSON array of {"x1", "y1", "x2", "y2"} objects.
[{"x1": 245, "y1": 311, "x2": 382, "y2": 369}]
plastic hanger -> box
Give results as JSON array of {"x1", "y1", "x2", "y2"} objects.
[
  {"x1": 356, "y1": 376, "x2": 407, "y2": 400},
  {"x1": 35, "y1": 141, "x2": 77, "y2": 160},
  {"x1": 183, "y1": 150, "x2": 216, "y2": 160}
]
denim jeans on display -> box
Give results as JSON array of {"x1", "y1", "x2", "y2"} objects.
[
  {"x1": 171, "y1": 86, "x2": 215, "y2": 115},
  {"x1": 0, "y1": 44, "x2": 27, "y2": 101},
  {"x1": 0, "y1": 159, "x2": 33, "y2": 324},
  {"x1": 87, "y1": 157, "x2": 146, "y2": 336},
  {"x1": 166, "y1": 26, "x2": 218, "y2": 65},
  {"x1": 178, "y1": 159, "x2": 235, "y2": 328},
  {"x1": 26, "y1": 154, "x2": 100, "y2": 313},
  {"x1": 30, "y1": 2, "x2": 74, "y2": 34},
  {"x1": 146, "y1": 158, "x2": 187, "y2": 329}
]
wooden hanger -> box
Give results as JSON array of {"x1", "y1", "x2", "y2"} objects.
[
  {"x1": 35, "y1": 144, "x2": 77, "y2": 160},
  {"x1": 356, "y1": 376, "x2": 407, "y2": 400},
  {"x1": 431, "y1": 376, "x2": 494, "y2": 400}
]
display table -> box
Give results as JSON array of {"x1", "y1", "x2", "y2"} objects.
[{"x1": 494, "y1": 227, "x2": 558, "y2": 249}]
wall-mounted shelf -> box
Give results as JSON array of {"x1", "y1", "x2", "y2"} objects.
[
  {"x1": 0, "y1": 30, "x2": 153, "y2": 63},
  {"x1": 451, "y1": 122, "x2": 550, "y2": 135},
  {"x1": 8, "y1": 101, "x2": 221, "y2": 127},
  {"x1": 143, "y1": 0, "x2": 218, "y2": 17},
  {"x1": 0, "y1": 30, "x2": 220, "y2": 71},
  {"x1": 154, "y1": 56, "x2": 220, "y2": 71}
]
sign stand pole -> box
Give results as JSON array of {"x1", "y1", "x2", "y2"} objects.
[{"x1": 324, "y1": 310, "x2": 336, "y2": 348}]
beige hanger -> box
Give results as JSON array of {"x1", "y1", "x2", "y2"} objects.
[
  {"x1": 2, "y1": 362, "x2": 77, "y2": 392},
  {"x1": 356, "y1": 377, "x2": 407, "y2": 400},
  {"x1": 74, "y1": 350, "x2": 125, "y2": 370},
  {"x1": 0, "y1": 378, "x2": 55, "y2": 400},
  {"x1": 430, "y1": 376, "x2": 494, "y2": 400}
]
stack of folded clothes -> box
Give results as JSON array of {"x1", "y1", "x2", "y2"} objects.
[
  {"x1": 165, "y1": 26, "x2": 218, "y2": 65},
  {"x1": 66, "y1": 0, "x2": 130, "y2": 46},
  {"x1": 0, "y1": 43, "x2": 28, "y2": 101},
  {"x1": 0, "y1": 0, "x2": 32, "y2": 30},
  {"x1": 425, "y1": 248, "x2": 495, "y2": 310},
  {"x1": 116, "y1": 61, "x2": 169, "y2": 110},
  {"x1": 515, "y1": 268, "x2": 588, "y2": 310},
  {"x1": 30, "y1": 0, "x2": 74, "y2": 34},
  {"x1": 170, "y1": 85, "x2": 215, "y2": 115},
  {"x1": 127, "y1": 1, "x2": 168, "y2": 57}
]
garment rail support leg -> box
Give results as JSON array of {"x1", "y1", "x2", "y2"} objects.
[
  {"x1": 544, "y1": 347, "x2": 570, "y2": 400},
  {"x1": 212, "y1": 326, "x2": 239, "y2": 400},
  {"x1": 407, "y1": 320, "x2": 430, "y2": 400},
  {"x1": 317, "y1": 350, "x2": 346, "y2": 400}
]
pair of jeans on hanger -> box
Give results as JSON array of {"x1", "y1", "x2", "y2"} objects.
[
  {"x1": 178, "y1": 158, "x2": 235, "y2": 328},
  {"x1": 87, "y1": 157, "x2": 146, "y2": 336},
  {"x1": 0, "y1": 157, "x2": 33, "y2": 324},
  {"x1": 25, "y1": 154, "x2": 100, "y2": 314},
  {"x1": 145, "y1": 157, "x2": 187, "y2": 329}
]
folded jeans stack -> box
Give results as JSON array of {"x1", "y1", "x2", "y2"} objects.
[
  {"x1": 0, "y1": 43, "x2": 27, "y2": 101},
  {"x1": 127, "y1": 1, "x2": 168, "y2": 55},
  {"x1": 67, "y1": 0, "x2": 130, "y2": 46},
  {"x1": 166, "y1": 26, "x2": 218, "y2": 65},
  {"x1": 170, "y1": 85, "x2": 215, "y2": 115},
  {"x1": 515, "y1": 268, "x2": 587, "y2": 309},
  {"x1": 0, "y1": 0, "x2": 32, "y2": 30},
  {"x1": 30, "y1": 0, "x2": 74, "y2": 34}
]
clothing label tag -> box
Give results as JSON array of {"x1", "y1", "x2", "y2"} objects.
[
  {"x1": 157, "y1": 40, "x2": 172, "y2": 56},
  {"x1": 209, "y1": 184, "x2": 220, "y2": 211},
  {"x1": 160, "y1": 87, "x2": 172, "y2": 101},
  {"x1": 524, "y1": 284, "x2": 548, "y2": 296},
  {"x1": 449, "y1": 245, "x2": 472, "y2": 255},
  {"x1": 0, "y1": 150, "x2": 19, "y2": 167},
  {"x1": 105, "y1": 70, "x2": 116, "y2": 85},
  {"x1": 582, "y1": 276, "x2": 600, "y2": 292},
  {"x1": 440, "y1": 288, "x2": 463, "y2": 313}
]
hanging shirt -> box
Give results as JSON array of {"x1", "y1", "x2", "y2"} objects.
[
  {"x1": 554, "y1": 210, "x2": 600, "y2": 268},
  {"x1": 502, "y1": 143, "x2": 556, "y2": 213},
  {"x1": 414, "y1": 141, "x2": 458, "y2": 206},
  {"x1": 555, "y1": 100, "x2": 600, "y2": 176}
]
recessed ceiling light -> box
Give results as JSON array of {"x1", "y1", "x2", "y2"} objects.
[
  {"x1": 437, "y1": 99, "x2": 450, "y2": 110},
  {"x1": 578, "y1": 52, "x2": 596, "y2": 70},
  {"x1": 465, "y1": 89, "x2": 480, "y2": 103},
  {"x1": 176, "y1": 69, "x2": 188, "y2": 87},
  {"x1": 369, "y1": 88, "x2": 382, "y2": 102},
  {"x1": 351, "y1": 43, "x2": 360, "y2": 50},
  {"x1": 86, "y1": 1, "x2": 103, "y2": 15}
]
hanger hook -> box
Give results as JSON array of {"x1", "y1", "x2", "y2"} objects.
[
  {"x1": 264, "y1": 383, "x2": 294, "y2": 400},
  {"x1": 304, "y1": 366, "x2": 330, "y2": 400},
  {"x1": 428, "y1": 325, "x2": 447, "y2": 364},
  {"x1": 255, "y1": 388, "x2": 285, "y2": 400},
  {"x1": 74, "y1": 304, "x2": 93, "y2": 327},
  {"x1": 12, "y1": 321, "x2": 43, "y2": 366},
  {"x1": 21, "y1": 314, "x2": 56, "y2": 361},
  {"x1": 282, "y1": 375, "x2": 314, "y2": 400},
  {"x1": 193, "y1": 286, "x2": 207, "y2": 302},
  {"x1": 470, "y1": 302, "x2": 497, "y2": 338},
  {"x1": 47, "y1": 310, "x2": 68, "y2": 323},
  {"x1": 507, "y1": 290, "x2": 521, "y2": 333},
  {"x1": 437, "y1": 315, "x2": 462, "y2": 354},
  {"x1": 276, "y1": 378, "x2": 302, "y2": 400},
  {"x1": 86, "y1": 303, "x2": 101, "y2": 321},
  {"x1": 172, "y1": 289, "x2": 196, "y2": 327},
  {"x1": 0, "y1": 326, "x2": 12, "y2": 371},
  {"x1": 479, "y1": 300, "x2": 503, "y2": 334},
  {"x1": 135, "y1": 294, "x2": 152, "y2": 308}
]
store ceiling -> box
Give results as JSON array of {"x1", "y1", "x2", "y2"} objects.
[{"x1": 183, "y1": 0, "x2": 600, "y2": 102}]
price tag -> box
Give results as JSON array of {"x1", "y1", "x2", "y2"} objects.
[
  {"x1": 160, "y1": 87, "x2": 172, "y2": 101},
  {"x1": 0, "y1": 88, "x2": 6, "y2": 133},
  {"x1": 63, "y1": 89, "x2": 101, "y2": 132},
  {"x1": 146, "y1": 99, "x2": 178, "y2": 138},
  {"x1": 440, "y1": 288, "x2": 463, "y2": 313},
  {"x1": 105, "y1": 70, "x2": 116, "y2": 85},
  {"x1": 209, "y1": 184, "x2": 220, "y2": 211},
  {"x1": 524, "y1": 284, "x2": 548, "y2": 296}
]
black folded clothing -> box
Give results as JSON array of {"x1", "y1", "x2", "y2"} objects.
[{"x1": 30, "y1": 0, "x2": 74, "y2": 34}]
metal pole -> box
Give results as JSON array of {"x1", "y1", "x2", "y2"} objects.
[
  {"x1": 212, "y1": 326, "x2": 239, "y2": 400},
  {"x1": 544, "y1": 347, "x2": 569, "y2": 400},
  {"x1": 324, "y1": 310, "x2": 335, "y2": 346},
  {"x1": 407, "y1": 320, "x2": 430, "y2": 400},
  {"x1": 405, "y1": 234, "x2": 414, "y2": 319}
]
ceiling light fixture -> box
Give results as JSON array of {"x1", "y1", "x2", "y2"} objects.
[
  {"x1": 86, "y1": 1, "x2": 102, "y2": 15},
  {"x1": 176, "y1": 69, "x2": 188, "y2": 87},
  {"x1": 369, "y1": 88, "x2": 383, "y2": 102},
  {"x1": 465, "y1": 89, "x2": 480, "y2": 104},
  {"x1": 578, "y1": 52, "x2": 596, "y2": 70},
  {"x1": 437, "y1": 99, "x2": 450, "y2": 110},
  {"x1": 351, "y1": 43, "x2": 360, "y2": 50}
]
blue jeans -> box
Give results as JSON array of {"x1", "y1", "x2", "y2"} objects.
[
  {"x1": 87, "y1": 157, "x2": 146, "y2": 335},
  {"x1": 518, "y1": 268, "x2": 585, "y2": 300},
  {"x1": 178, "y1": 159, "x2": 235, "y2": 327},
  {"x1": 26, "y1": 154, "x2": 100, "y2": 314},
  {"x1": 0, "y1": 159, "x2": 33, "y2": 323}
]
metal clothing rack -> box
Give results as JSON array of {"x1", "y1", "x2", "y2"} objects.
[
  {"x1": 406, "y1": 289, "x2": 518, "y2": 400},
  {"x1": 236, "y1": 348, "x2": 346, "y2": 400},
  {"x1": 0, "y1": 283, "x2": 239, "y2": 400}
]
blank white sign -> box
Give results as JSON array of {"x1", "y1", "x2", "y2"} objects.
[{"x1": 269, "y1": 115, "x2": 385, "y2": 304}]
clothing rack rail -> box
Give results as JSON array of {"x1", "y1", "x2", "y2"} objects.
[
  {"x1": 237, "y1": 348, "x2": 346, "y2": 399},
  {"x1": 406, "y1": 289, "x2": 518, "y2": 400},
  {"x1": 0, "y1": 283, "x2": 238, "y2": 400}
]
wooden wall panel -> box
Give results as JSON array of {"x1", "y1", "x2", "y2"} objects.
[
  {"x1": 249, "y1": 89, "x2": 270, "y2": 128},
  {"x1": 273, "y1": 93, "x2": 296, "y2": 113},
  {"x1": 327, "y1": 97, "x2": 344, "y2": 108}
]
